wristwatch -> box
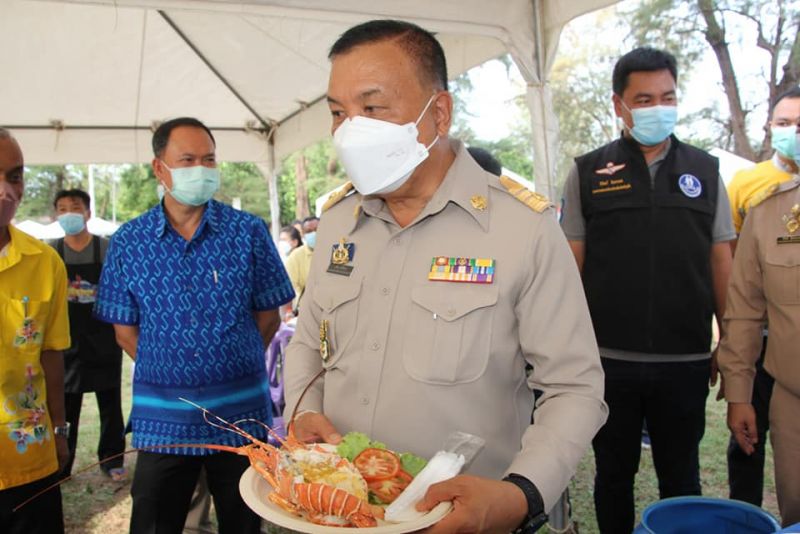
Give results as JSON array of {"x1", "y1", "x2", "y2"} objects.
[
  {"x1": 53, "y1": 422, "x2": 71, "y2": 439},
  {"x1": 503, "y1": 474, "x2": 548, "y2": 534}
]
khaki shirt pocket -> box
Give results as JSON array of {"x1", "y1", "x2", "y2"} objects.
[
  {"x1": 403, "y1": 284, "x2": 498, "y2": 384},
  {"x1": 764, "y1": 247, "x2": 800, "y2": 304},
  {"x1": 312, "y1": 278, "x2": 362, "y2": 368},
  {"x1": 1, "y1": 296, "x2": 51, "y2": 353}
]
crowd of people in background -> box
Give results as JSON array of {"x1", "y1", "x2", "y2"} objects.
[{"x1": 0, "y1": 16, "x2": 798, "y2": 534}]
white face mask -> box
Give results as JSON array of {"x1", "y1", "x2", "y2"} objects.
[
  {"x1": 333, "y1": 94, "x2": 440, "y2": 195},
  {"x1": 277, "y1": 240, "x2": 292, "y2": 258}
]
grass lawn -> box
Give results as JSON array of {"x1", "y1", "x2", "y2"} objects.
[{"x1": 61, "y1": 360, "x2": 779, "y2": 533}]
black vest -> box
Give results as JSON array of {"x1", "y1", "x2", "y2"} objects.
[
  {"x1": 56, "y1": 236, "x2": 122, "y2": 392},
  {"x1": 576, "y1": 135, "x2": 719, "y2": 354}
]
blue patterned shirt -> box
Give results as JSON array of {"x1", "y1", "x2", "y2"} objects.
[{"x1": 94, "y1": 200, "x2": 294, "y2": 454}]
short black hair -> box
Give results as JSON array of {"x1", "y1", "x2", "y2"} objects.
[
  {"x1": 773, "y1": 86, "x2": 800, "y2": 111},
  {"x1": 152, "y1": 117, "x2": 216, "y2": 158},
  {"x1": 54, "y1": 189, "x2": 91, "y2": 210},
  {"x1": 302, "y1": 216, "x2": 319, "y2": 224},
  {"x1": 612, "y1": 47, "x2": 678, "y2": 96},
  {"x1": 329, "y1": 19, "x2": 448, "y2": 91},
  {"x1": 467, "y1": 147, "x2": 502, "y2": 176}
]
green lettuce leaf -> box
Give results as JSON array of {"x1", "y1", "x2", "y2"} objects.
[
  {"x1": 399, "y1": 452, "x2": 428, "y2": 477},
  {"x1": 336, "y1": 431, "x2": 386, "y2": 461}
]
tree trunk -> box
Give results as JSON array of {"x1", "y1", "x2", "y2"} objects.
[
  {"x1": 775, "y1": 22, "x2": 800, "y2": 99},
  {"x1": 697, "y1": 0, "x2": 757, "y2": 161},
  {"x1": 295, "y1": 153, "x2": 310, "y2": 221},
  {"x1": 755, "y1": 0, "x2": 799, "y2": 161},
  {"x1": 326, "y1": 154, "x2": 339, "y2": 179},
  {"x1": 55, "y1": 167, "x2": 65, "y2": 192}
]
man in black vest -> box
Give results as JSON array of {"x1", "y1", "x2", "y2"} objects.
[
  {"x1": 560, "y1": 47, "x2": 735, "y2": 533},
  {"x1": 50, "y1": 189, "x2": 126, "y2": 481}
]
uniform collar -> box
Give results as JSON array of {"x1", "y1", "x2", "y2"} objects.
[
  {"x1": 0, "y1": 225, "x2": 43, "y2": 273},
  {"x1": 154, "y1": 199, "x2": 219, "y2": 239},
  {"x1": 357, "y1": 140, "x2": 490, "y2": 232}
]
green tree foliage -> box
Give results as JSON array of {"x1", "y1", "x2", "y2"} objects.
[
  {"x1": 218, "y1": 162, "x2": 271, "y2": 221},
  {"x1": 117, "y1": 164, "x2": 159, "y2": 222},
  {"x1": 276, "y1": 139, "x2": 347, "y2": 224},
  {"x1": 450, "y1": 63, "x2": 536, "y2": 181},
  {"x1": 17, "y1": 165, "x2": 85, "y2": 221},
  {"x1": 623, "y1": 0, "x2": 799, "y2": 159}
]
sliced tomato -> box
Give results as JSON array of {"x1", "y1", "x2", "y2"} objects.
[
  {"x1": 353, "y1": 447, "x2": 401, "y2": 481},
  {"x1": 367, "y1": 470, "x2": 413, "y2": 504}
]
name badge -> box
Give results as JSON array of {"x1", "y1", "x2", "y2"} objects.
[{"x1": 777, "y1": 236, "x2": 800, "y2": 245}]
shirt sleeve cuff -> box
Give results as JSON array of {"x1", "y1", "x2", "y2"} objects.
[
  {"x1": 724, "y1": 375, "x2": 755, "y2": 404},
  {"x1": 93, "y1": 301, "x2": 139, "y2": 325}
]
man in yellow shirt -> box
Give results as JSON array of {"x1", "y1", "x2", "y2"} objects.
[
  {"x1": 728, "y1": 88, "x2": 800, "y2": 242},
  {"x1": 723, "y1": 87, "x2": 800, "y2": 508},
  {"x1": 0, "y1": 128, "x2": 71, "y2": 533}
]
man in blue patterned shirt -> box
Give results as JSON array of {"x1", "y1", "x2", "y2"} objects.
[{"x1": 95, "y1": 117, "x2": 294, "y2": 534}]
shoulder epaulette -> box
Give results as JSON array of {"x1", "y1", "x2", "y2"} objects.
[
  {"x1": 321, "y1": 182, "x2": 354, "y2": 213},
  {"x1": 499, "y1": 175, "x2": 552, "y2": 213},
  {"x1": 775, "y1": 178, "x2": 800, "y2": 195},
  {"x1": 749, "y1": 182, "x2": 782, "y2": 210}
]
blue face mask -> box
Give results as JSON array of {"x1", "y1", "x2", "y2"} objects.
[
  {"x1": 623, "y1": 103, "x2": 678, "y2": 146},
  {"x1": 771, "y1": 126, "x2": 800, "y2": 165},
  {"x1": 57, "y1": 213, "x2": 86, "y2": 235},
  {"x1": 161, "y1": 163, "x2": 220, "y2": 206},
  {"x1": 304, "y1": 231, "x2": 317, "y2": 249}
]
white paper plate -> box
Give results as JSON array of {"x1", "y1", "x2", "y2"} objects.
[{"x1": 239, "y1": 466, "x2": 452, "y2": 533}]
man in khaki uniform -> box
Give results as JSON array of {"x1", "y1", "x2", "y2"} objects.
[
  {"x1": 722, "y1": 87, "x2": 800, "y2": 508},
  {"x1": 283, "y1": 19, "x2": 607, "y2": 533},
  {"x1": 718, "y1": 175, "x2": 800, "y2": 527}
]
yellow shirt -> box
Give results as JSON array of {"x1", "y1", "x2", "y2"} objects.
[
  {"x1": 284, "y1": 244, "x2": 314, "y2": 309},
  {"x1": 0, "y1": 225, "x2": 70, "y2": 490},
  {"x1": 727, "y1": 156, "x2": 794, "y2": 234}
]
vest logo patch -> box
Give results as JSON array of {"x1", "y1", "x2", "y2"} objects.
[
  {"x1": 678, "y1": 174, "x2": 702, "y2": 198},
  {"x1": 595, "y1": 161, "x2": 626, "y2": 176}
]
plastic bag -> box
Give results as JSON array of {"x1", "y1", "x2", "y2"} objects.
[{"x1": 384, "y1": 432, "x2": 485, "y2": 522}]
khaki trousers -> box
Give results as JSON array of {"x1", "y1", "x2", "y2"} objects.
[{"x1": 770, "y1": 381, "x2": 800, "y2": 527}]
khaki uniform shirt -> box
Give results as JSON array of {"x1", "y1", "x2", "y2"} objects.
[
  {"x1": 719, "y1": 178, "x2": 800, "y2": 401},
  {"x1": 284, "y1": 141, "x2": 608, "y2": 510}
]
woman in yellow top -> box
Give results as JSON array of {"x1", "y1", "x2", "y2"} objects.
[{"x1": 0, "y1": 129, "x2": 71, "y2": 534}]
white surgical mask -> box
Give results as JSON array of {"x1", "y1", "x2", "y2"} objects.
[
  {"x1": 621, "y1": 101, "x2": 678, "y2": 146},
  {"x1": 57, "y1": 213, "x2": 86, "y2": 235},
  {"x1": 277, "y1": 240, "x2": 292, "y2": 258},
  {"x1": 160, "y1": 162, "x2": 220, "y2": 206},
  {"x1": 333, "y1": 94, "x2": 440, "y2": 195}
]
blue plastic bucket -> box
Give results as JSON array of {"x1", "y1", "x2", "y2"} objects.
[{"x1": 633, "y1": 497, "x2": 781, "y2": 534}]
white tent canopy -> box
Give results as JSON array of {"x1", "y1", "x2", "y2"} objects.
[{"x1": 3, "y1": 0, "x2": 616, "y2": 234}]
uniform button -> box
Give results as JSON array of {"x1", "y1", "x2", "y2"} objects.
[
  {"x1": 360, "y1": 397, "x2": 370, "y2": 405},
  {"x1": 447, "y1": 308, "x2": 456, "y2": 316},
  {"x1": 194, "y1": 351, "x2": 199, "y2": 357},
  {"x1": 381, "y1": 287, "x2": 390, "y2": 296},
  {"x1": 392, "y1": 238, "x2": 402, "y2": 246},
  {"x1": 370, "y1": 342, "x2": 380, "y2": 351}
]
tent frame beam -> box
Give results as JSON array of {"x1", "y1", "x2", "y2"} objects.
[
  {"x1": 158, "y1": 10, "x2": 273, "y2": 132},
  {"x1": 3, "y1": 124, "x2": 266, "y2": 132}
]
